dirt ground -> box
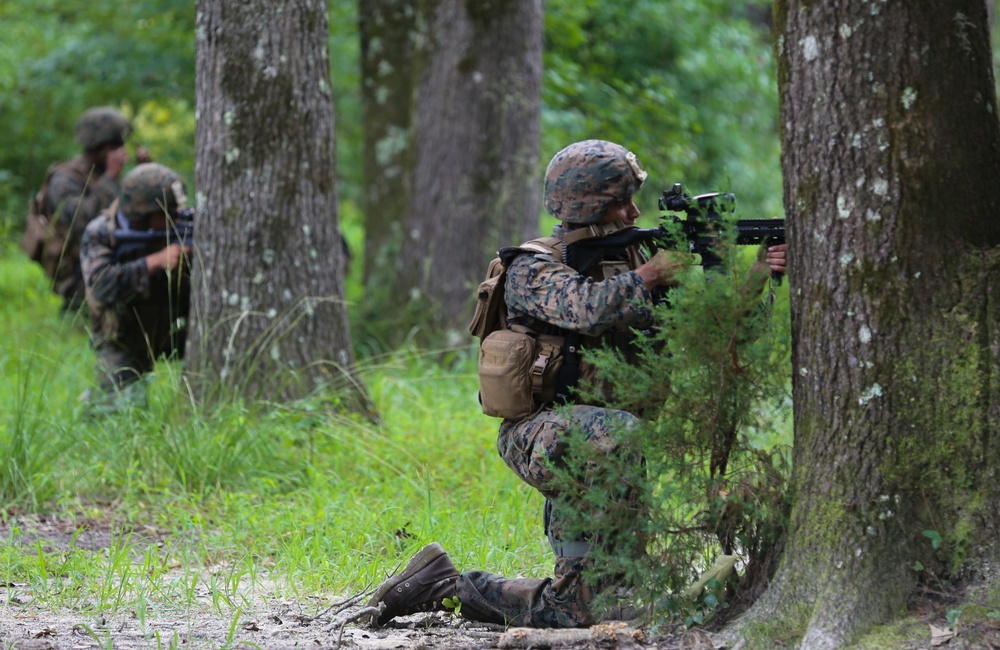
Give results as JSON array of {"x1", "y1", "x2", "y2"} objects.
[
  {"x1": 0, "y1": 514, "x2": 696, "y2": 650},
  {"x1": 10, "y1": 513, "x2": 997, "y2": 649},
  {"x1": 0, "y1": 603, "x2": 695, "y2": 650}
]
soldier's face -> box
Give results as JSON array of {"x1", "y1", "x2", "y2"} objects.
[
  {"x1": 98, "y1": 143, "x2": 126, "y2": 163},
  {"x1": 601, "y1": 198, "x2": 640, "y2": 226}
]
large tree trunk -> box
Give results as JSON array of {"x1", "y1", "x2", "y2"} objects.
[
  {"x1": 190, "y1": 0, "x2": 367, "y2": 407},
  {"x1": 360, "y1": 0, "x2": 543, "y2": 339},
  {"x1": 731, "y1": 1, "x2": 1000, "y2": 647}
]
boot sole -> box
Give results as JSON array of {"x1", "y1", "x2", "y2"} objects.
[{"x1": 368, "y1": 542, "x2": 447, "y2": 613}]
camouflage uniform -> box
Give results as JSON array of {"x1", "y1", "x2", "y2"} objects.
[
  {"x1": 43, "y1": 156, "x2": 122, "y2": 311},
  {"x1": 80, "y1": 164, "x2": 190, "y2": 398},
  {"x1": 454, "y1": 140, "x2": 653, "y2": 627},
  {"x1": 41, "y1": 107, "x2": 133, "y2": 312}
]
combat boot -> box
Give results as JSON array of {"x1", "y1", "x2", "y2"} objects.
[{"x1": 368, "y1": 542, "x2": 460, "y2": 625}]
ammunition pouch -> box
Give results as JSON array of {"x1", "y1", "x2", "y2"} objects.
[{"x1": 478, "y1": 327, "x2": 565, "y2": 420}]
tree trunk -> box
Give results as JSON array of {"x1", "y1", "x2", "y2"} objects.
[
  {"x1": 359, "y1": 0, "x2": 418, "y2": 289},
  {"x1": 190, "y1": 0, "x2": 368, "y2": 408},
  {"x1": 360, "y1": 0, "x2": 543, "y2": 339},
  {"x1": 732, "y1": 1, "x2": 1000, "y2": 647}
]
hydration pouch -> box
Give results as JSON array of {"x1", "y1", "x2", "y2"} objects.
[
  {"x1": 21, "y1": 166, "x2": 58, "y2": 270},
  {"x1": 468, "y1": 257, "x2": 507, "y2": 340},
  {"x1": 478, "y1": 329, "x2": 537, "y2": 420},
  {"x1": 21, "y1": 212, "x2": 51, "y2": 265},
  {"x1": 478, "y1": 329, "x2": 565, "y2": 420}
]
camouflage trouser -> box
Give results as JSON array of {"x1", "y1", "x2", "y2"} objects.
[
  {"x1": 84, "y1": 344, "x2": 153, "y2": 417},
  {"x1": 84, "y1": 377, "x2": 151, "y2": 417},
  {"x1": 81, "y1": 344, "x2": 155, "y2": 417},
  {"x1": 56, "y1": 263, "x2": 86, "y2": 314},
  {"x1": 455, "y1": 405, "x2": 644, "y2": 628},
  {"x1": 94, "y1": 344, "x2": 154, "y2": 392}
]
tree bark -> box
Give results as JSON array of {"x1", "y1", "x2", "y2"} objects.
[
  {"x1": 731, "y1": 1, "x2": 1000, "y2": 647},
  {"x1": 359, "y1": 0, "x2": 419, "y2": 288},
  {"x1": 191, "y1": 0, "x2": 368, "y2": 408},
  {"x1": 360, "y1": 0, "x2": 543, "y2": 338}
]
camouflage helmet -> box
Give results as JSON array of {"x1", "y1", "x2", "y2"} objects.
[
  {"x1": 74, "y1": 107, "x2": 132, "y2": 151},
  {"x1": 120, "y1": 163, "x2": 188, "y2": 226},
  {"x1": 543, "y1": 139, "x2": 648, "y2": 225}
]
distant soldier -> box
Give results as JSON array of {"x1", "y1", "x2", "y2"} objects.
[
  {"x1": 367, "y1": 140, "x2": 787, "y2": 627},
  {"x1": 80, "y1": 163, "x2": 191, "y2": 411},
  {"x1": 22, "y1": 107, "x2": 149, "y2": 313}
]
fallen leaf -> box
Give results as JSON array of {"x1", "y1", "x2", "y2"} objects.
[{"x1": 930, "y1": 623, "x2": 955, "y2": 646}]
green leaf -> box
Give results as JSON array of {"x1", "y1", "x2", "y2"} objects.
[
  {"x1": 442, "y1": 596, "x2": 462, "y2": 616},
  {"x1": 923, "y1": 530, "x2": 942, "y2": 550}
]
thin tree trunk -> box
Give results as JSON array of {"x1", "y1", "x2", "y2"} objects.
[
  {"x1": 403, "y1": 0, "x2": 543, "y2": 331},
  {"x1": 360, "y1": 0, "x2": 543, "y2": 339},
  {"x1": 359, "y1": 0, "x2": 418, "y2": 287}
]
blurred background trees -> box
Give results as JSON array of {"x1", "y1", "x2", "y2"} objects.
[
  {"x1": 359, "y1": 0, "x2": 544, "y2": 341},
  {"x1": 0, "y1": 0, "x2": 783, "y2": 353}
]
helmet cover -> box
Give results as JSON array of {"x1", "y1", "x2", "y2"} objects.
[
  {"x1": 120, "y1": 163, "x2": 187, "y2": 226},
  {"x1": 543, "y1": 139, "x2": 647, "y2": 225},
  {"x1": 74, "y1": 107, "x2": 133, "y2": 150}
]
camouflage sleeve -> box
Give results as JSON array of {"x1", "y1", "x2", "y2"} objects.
[
  {"x1": 504, "y1": 251, "x2": 654, "y2": 336},
  {"x1": 80, "y1": 216, "x2": 152, "y2": 306},
  {"x1": 47, "y1": 171, "x2": 120, "y2": 237}
]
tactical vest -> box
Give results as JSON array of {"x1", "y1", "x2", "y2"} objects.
[
  {"x1": 471, "y1": 224, "x2": 647, "y2": 420},
  {"x1": 22, "y1": 157, "x2": 111, "y2": 292}
]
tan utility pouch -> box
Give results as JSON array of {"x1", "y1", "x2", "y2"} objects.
[
  {"x1": 21, "y1": 212, "x2": 51, "y2": 265},
  {"x1": 21, "y1": 166, "x2": 60, "y2": 277},
  {"x1": 478, "y1": 328, "x2": 564, "y2": 420}
]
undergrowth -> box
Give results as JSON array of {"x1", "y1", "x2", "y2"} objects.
[
  {"x1": 0, "y1": 239, "x2": 795, "y2": 629},
  {"x1": 0, "y1": 243, "x2": 549, "y2": 616}
]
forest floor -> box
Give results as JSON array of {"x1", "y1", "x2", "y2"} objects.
[
  {"x1": 0, "y1": 515, "x2": 699, "y2": 650},
  {"x1": 5, "y1": 514, "x2": 999, "y2": 649}
]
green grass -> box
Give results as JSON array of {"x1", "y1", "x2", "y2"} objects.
[
  {"x1": 0, "y1": 242, "x2": 550, "y2": 617},
  {"x1": 0, "y1": 240, "x2": 798, "y2": 628}
]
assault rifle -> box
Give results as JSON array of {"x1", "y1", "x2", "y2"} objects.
[
  {"x1": 112, "y1": 208, "x2": 195, "y2": 262},
  {"x1": 564, "y1": 183, "x2": 785, "y2": 284}
]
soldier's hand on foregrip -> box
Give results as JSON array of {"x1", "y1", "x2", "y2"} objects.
[
  {"x1": 761, "y1": 243, "x2": 786, "y2": 276},
  {"x1": 145, "y1": 243, "x2": 190, "y2": 273},
  {"x1": 743, "y1": 243, "x2": 788, "y2": 300},
  {"x1": 637, "y1": 250, "x2": 694, "y2": 290}
]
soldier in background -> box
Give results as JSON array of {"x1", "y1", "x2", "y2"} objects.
[
  {"x1": 80, "y1": 163, "x2": 191, "y2": 412},
  {"x1": 367, "y1": 140, "x2": 787, "y2": 627},
  {"x1": 22, "y1": 106, "x2": 150, "y2": 313}
]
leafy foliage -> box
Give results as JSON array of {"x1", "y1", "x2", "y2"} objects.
[
  {"x1": 547, "y1": 239, "x2": 792, "y2": 625},
  {"x1": 0, "y1": 0, "x2": 195, "y2": 225},
  {"x1": 542, "y1": 0, "x2": 781, "y2": 223}
]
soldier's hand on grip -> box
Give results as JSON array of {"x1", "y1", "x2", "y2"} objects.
[
  {"x1": 146, "y1": 243, "x2": 189, "y2": 273},
  {"x1": 637, "y1": 250, "x2": 693, "y2": 290}
]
